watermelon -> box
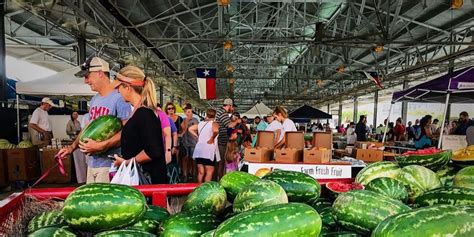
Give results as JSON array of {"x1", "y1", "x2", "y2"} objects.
[
  {"x1": 79, "y1": 115, "x2": 122, "y2": 142},
  {"x1": 365, "y1": 177, "x2": 408, "y2": 202},
  {"x1": 453, "y1": 166, "x2": 474, "y2": 189},
  {"x1": 319, "y1": 206, "x2": 337, "y2": 229},
  {"x1": 396, "y1": 165, "x2": 442, "y2": 202},
  {"x1": 233, "y1": 179, "x2": 288, "y2": 213},
  {"x1": 28, "y1": 211, "x2": 67, "y2": 233},
  {"x1": 201, "y1": 230, "x2": 216, "y2": 237},
  {"x1": 62, "y1": 183, "x2": 146, "y2": 232},
  {"x1": 307, "y1": 198, "x2": 332, "y2": 212},
  {"x1": 415, "y1": 186, "x2": 474, "y2": 207},
  {"x1": 326, "y1": 182, "x2": 364, "y2": 193},
  {"x1": 214, "y1": 203, "x2": 322, "y2": 236},
  {"x1": 396, "y1": 149, "x2": 451, "y2": 171},
  {"x1": 262, "y1": 170, "x2": 321, "y2": 203},
  {"x1": 219, "y1": 171, "x2": 259, "y2": 202},
  {"x1": 355, "y1": 162, "x2": 401, "y2": 185},
  {"x1": 95, "y1": 229, "x2": 156, "y2": 237},
  {"x1": 27, "y1": 227, "x2": 76, "y2": 237},
  {"x1": 159, "y1": 212, "x2": 219, "y2": 237},
  {"x1": 17, "y1": 140, "x2": 33, "y2": 148},
  {"x1": 436, "y1": 165, "x2": 458, "y2": 186},
  {"x1": 372, "y1": 205, "x2": 474, "y2": 237},
  {"x1": 320, "y1": 231, "x2": 361, "y2": 237},
  {"x1": 182, "y1": 181, "x2": 227, "y2": 215},
  {"x1": 332, "y1": 190, "x2": 411, "y2": 235},
  {"x1": 128, "y1": 206, "x2": 169, "y2": 233}
]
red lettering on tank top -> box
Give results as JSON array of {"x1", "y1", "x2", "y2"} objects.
[{"x1": 89, "y1": 106, "x2": 111, "y2": 120}]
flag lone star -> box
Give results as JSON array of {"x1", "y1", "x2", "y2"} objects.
[{"x1": 203, "y1": 69, "x2": 210, "y2": 76}]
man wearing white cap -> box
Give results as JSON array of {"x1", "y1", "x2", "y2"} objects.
[
  {"x1": 29, "y1": 97, "x2": 56, "y2": 147},
  {"x1": 58, "y1": 57, "x2": 131, "y2": 184}
]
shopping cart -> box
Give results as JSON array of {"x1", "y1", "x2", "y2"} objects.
[{"x1": 0, "y1": 183, "x2": 198, "y2": 235}]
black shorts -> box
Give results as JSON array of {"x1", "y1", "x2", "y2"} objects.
[{"x1": 195, "y1": 158, "x2": 215, "y2": 166}]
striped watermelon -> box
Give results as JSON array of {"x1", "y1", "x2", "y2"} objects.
[
  {"x1": 415, "y1": 186, "x2": 474, "y2": 207},
  {"x1": 182, "y1": 181, "x2": 227, "y2": 215},
  {"x1": 27, "y1": 227, "x2": 76, "y2": 237},
  {"x1": 365, "y1": 177, "x2": 408, "y2": 202},
  {"x1": 372, "y1": 205, "x2": 474, "y2": 237},
  {"x1": 62, "y1": 183, "x2": 146, "y2": 232},
  {"x1": 201, "y1": 230, "x2": 216, "y2": 237},
  {"x1": 436, "y1": 165, "x2": 458, "y2": 186},
  {"x1": 128, "y1": 206, "x2": 169, "y2": 233},
  {"x1": 453, "y1": 166, "x2": 474, "y2": 189},
  {"x1": 79, "y1": 115, "x2": 122, "y2": 142},
  {"x1": 262, "y1": 170, "x2": 321, "y2": 203},
  {"x1": 395, "y1": 150, "x2": 451, "y2": 171},
  {"x1": 28, "y1": 211, "x2": 67, "y2": 233},
  {"x1": 332, "y1": 190, "x2": 411, "y2": 235},
  {"x1": 307, "y1": 198, "x2": 336, "y2": 230},
  {"x1": 215, "y1": 203, "x2": 322, "y2": 236},
  {"x1": 95, "y1": 229, "x2": 156, "y2": 236},
  {"x1": 219, "y1": 171, "x2": 259, "y2": 202},
  {"x1": 320, "y1": 231, "x2": 361, "y2": 237},
  {"x1": 233, "y1": 179, "x2": 288, "y2": 213},
  {"x1": 355, "y1": 162, "x2": 401, "y2": 185},
  {"x1": 396, "y1": 165, "x2": 442, "y2": 202},
  {"x1": 159, "y1": 212, "x2": 219, "y2": 237}
]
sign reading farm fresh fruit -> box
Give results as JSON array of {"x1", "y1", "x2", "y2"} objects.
[{"x1": 247, "y1": 163, "x2": 351, "y2": 179}]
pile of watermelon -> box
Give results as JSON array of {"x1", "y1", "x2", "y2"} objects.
[{"x1": 0, "y1": 139, "x2": 16, "y2": 149}]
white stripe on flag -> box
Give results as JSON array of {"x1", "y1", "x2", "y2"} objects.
[{"x1": 197, "y1": 78, "x2": 207, "y2": 99}]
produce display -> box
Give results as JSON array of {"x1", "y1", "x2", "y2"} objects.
[
  {"x1": 453, "y1": 166, "x2": 474, "y2": 189},
  {"x1": 415, "y1": 186, "x2": 474, "y2": 207},
  {"x1": 332, "y1": 190, "x2": 411, "y2": 235},
  {"x1": 182, "y1": 181, "x2": 227, "y2": 215},
  {"x1": 219, "y1": 171, "x2": 259, "y2": 202},
  {"x1": 79, "y1": 115, "x2": 122, "y2": 142},
  {"x1": 396, "y1": 165, "x2": 442, "y2": 202},
  {"x1": 397, "y1": 148, "x2": 451, "y2": 171},
  {"x1": 233, "y1": 179, "x2": 288, "y2": 213},
  {"x1": 326, "y1": 182, "x2": 364, "y2": 194},
  {"x1": 372, "y1": 205, "x2": 474, "y2": 237},
  {"x1": 355, "y1": 161, "x2": 401, "y2": 185},
  {"x1": 262, "y1": 169, "x2": 321, "y2": 203},
  {"x1": 365, "y1": 177, "x2": 408, "y2": 202}
]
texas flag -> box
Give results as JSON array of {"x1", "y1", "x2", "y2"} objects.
[
  {"x1": 360, "y1": 71, "x2": 384, "y2": 89},
  {"x1": 196, "y1": 68, "x2": 217, "y2": 100}
]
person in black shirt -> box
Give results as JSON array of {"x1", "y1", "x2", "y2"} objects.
[
  {"x1": 112, "y1": 65, "x2": 167, "y2": 184},
  {"x1": 455, "y1": 111, "x2": 474, "y2": 135},
  {"x1": 355, "y1": 115, "x2": 368, "y2": 142}
]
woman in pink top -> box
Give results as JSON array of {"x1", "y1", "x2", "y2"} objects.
[{"x1": 156, "y1": 103, "x2": 172, "y2": 164}]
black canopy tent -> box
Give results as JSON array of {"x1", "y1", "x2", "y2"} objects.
[{"x1": 289, "y1": 105, "x2": 332, "y2": 123}]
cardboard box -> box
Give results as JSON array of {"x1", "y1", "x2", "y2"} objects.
[
  {"x1": 275, "y1": 132, "x2": 304, "y2": 163},
  {"x1": 0, "y1": 150, "x2": 8, "y2": 186},
  {"x1": 245, "y1": 131, "x2": 276, "y2": 163},
  {"x1": 7, "y1": 147, "x2": 40, "y2": 181},
  {"x1": 40, "y1": 148, "x2": 71, "y2": 184},
  {"x1": 304, "y1": 132, "x2": 333, "y2": 163},
  {"x1": 356, "y1": 149, "x2": 384, "y2": 162},
  {"x1": 355, "y1": 141, "x2": 384, "y2": 149}
]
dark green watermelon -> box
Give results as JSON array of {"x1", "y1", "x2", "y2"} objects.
[
  {"x1": 395, "y1": 150, "x2": 451, "y2": 171},
  {"x1": 320, "y1": 231, "x2": 361, "y2": 237},
  {"x1": 436, "y1": 165, "x2": 458, "y2": 186},
  {"x1": 27, "y1": 227, "x2": 76, "y2": 237},
  {"x1": 233, "y1": 179, "x2": 288, "y2": 213},
  {"x1": 95, "y1": 229, "x2": 156, "y2": 237},
  {"x1": 182, "y1": 181, "x2": 227, "y2": 215},
  {"x1": 62, "y1": 183, "x2": 146, "y2": 232},
  {"x1": 128, "y1": 206, "x2": 169, "y2": 233},
  {"x1": 415, "y1": 186, "x2": 474, "y2": 207},
  {"x1": 219, "y1": 171, "x2": 259, "y2": 202},
  {"x1": 365, "y1": 177, "x2": 408, "y2": 202},
  {"x1": 159, "y1": 212, "x2": 219, "y2": 237},
  {"x1": 262, "y1": 170, "x2": 321, "y2": 203},
  {"x1": 27, "y1": 211, "x2": 67, "y2": 233},
  {"x1": 79, "y1": 115, "x2": 122, "y2": 142}
]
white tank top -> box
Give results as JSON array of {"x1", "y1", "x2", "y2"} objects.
[{"x1": 192, "y1": 120, "x2": 220, "y2": 161}]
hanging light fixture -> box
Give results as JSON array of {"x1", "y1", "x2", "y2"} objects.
[
  {"x1": 451, "y1": 0, "x2": 463, "y2": 9},
  {"x1": 217, "y1": 0, "x2": 231, "y2": 7},
  {"x1": 223, "y1": 40, "x2": 233, "y2": 50},
  {"x1": 226, "y1": 64, "x2": 235, "y2": 73},
  {"x1": 229, "y1": 77, "x2": 236, "y2": 84},
  {"x1": 316, "y1": 79, "x2": 322, "y2": 86},
  {"x1": 336, "y1": 65, "x2": 345, "y2": 73},
  {"x1": 374, "y1": 44, "x2": 384, "y2": 53}
]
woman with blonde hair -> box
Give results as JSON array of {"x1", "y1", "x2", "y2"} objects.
[
  {"x1": 112, "y1": 65, "x2": 167, "y2": 184},
  {"x1": 273, "y1": 106, "x2": 296, "y2": 149}
]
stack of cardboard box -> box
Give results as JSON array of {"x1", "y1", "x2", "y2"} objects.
[
  {"x1": 7, "y1": 147, "x2": 40, "y2": 181},
  {"x1": 275, "y1": 132, "x2": 305, "y2": 163},
  {"x1": 304, "y1": 132, "x2": 333, "y2": 163},
  {"x1": 354, "y1": 141, "x2": 384, "y2": 162},
  {"x1": 245, "y1": 131, "x2": 275, "y2": 163}
]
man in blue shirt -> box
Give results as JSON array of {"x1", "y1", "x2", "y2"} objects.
[{"x1": 58, "y1": 57, "x2": 131, "y2": 183}]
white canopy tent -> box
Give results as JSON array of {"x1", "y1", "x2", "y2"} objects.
[
  {"x1": 16, "y1": 67, "x2": 95, "y2": 96},
  {"x1": 241, "y1": 102, "x2": 273, "y2": 119}
]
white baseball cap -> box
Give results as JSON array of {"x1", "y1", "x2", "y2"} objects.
[
  {"x1": 75, "y1": 57, "x2": 110, "y2": 77},
  {"x1": 41, "y1": 97, "x2": 57, "y2": 107}
]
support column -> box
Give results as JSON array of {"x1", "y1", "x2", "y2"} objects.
[
  {"x1": 159, "y1": 86, "x2": 164, "y2": 107},
  {"x1": 327, "y1": 104, "x2": 330, "y2": 125},
  {"x1": 338, "y1": 101, "x2": 343, "y2": 126},
  {"x1": 77, "y1": 36, "x2": 87, "y2": 65},
  {"x1": 373, "y1": 90, "x2": 379, "y2": 126},
  {"x1": 353, "y1": 97, "x2": 358, "y2": 123},
  {"x1": 0, "y1": 1, "x2": 7, "y2": 101},
  {"x1": 401, "y1": 80, "x2": 409, "y2": 124}
]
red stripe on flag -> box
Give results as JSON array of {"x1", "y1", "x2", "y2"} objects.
[{"x1": 206, "y1": 78, "x2": 216, "y2": 99}]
